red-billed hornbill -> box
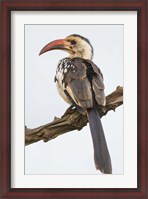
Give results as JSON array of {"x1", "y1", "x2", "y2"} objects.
[{"x1": 39, "y1": 34, "x2": 112, "y2": 174}]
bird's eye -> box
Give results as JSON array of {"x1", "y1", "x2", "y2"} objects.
[{"x1": 70, "y1": 40, "x2": 76, "y2": 45}]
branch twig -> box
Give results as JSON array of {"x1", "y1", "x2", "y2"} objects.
[{"x1": 25, "y1": 86, "x2": 123, "y2": 146}]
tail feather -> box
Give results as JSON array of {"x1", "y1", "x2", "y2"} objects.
[{"x1": 87, "y1": 108, "x2": 112, "y2": 174}]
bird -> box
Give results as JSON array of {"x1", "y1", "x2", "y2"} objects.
[{"x1": 39, "y1": 34, "x2": 112, "y2": 174}]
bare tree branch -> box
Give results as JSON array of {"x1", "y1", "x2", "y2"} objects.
[{"x1": 25, "y1": 86, "x2": 123, "y2": 146}]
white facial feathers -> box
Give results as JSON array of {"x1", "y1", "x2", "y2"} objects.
[{"x1": 65, "y1": 35, "x2": 93, "y2": 60}]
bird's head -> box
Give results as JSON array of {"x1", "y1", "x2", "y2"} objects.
[{"x1": 39, "y1": 34, "x2": 93, "y2": 60}]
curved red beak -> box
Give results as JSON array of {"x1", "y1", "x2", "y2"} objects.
[{"x1": 39, "y1": 39, "x2": 72, "y2": 56}]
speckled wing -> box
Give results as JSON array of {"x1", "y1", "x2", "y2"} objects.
[
  {"x1": 64, "y1": 59, "x2": 93, "y2": 108},
  {"x1": 64, "y1": 58, "x2": 105, "y2": 109}
]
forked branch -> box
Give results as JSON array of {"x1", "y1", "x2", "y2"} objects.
[{"x1": 25, "y1": 86, "x2": 123, "y2": 146}]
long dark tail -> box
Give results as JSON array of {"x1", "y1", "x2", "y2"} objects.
[{"x1": 87, "y1": 108, "x2": 112, "y2": 174}]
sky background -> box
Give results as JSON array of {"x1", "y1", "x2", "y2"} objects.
[{"x1": 25, "y1": 24, "x2": 123, "y2": 175}]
